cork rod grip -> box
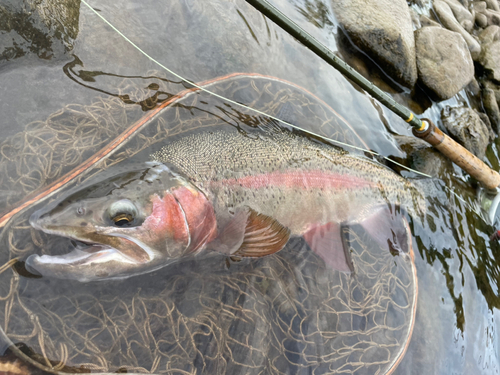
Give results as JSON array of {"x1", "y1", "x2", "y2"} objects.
[{"x1": 413, "y1": 119, "x2": 500, "y2": 190}]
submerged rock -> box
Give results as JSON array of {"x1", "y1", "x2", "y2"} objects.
[
  {"x1": 0, "y1": 0, "x2": 80, "y2": 62},
  {"x1": 441, "y1": 106, "x2": 494, "y2": 158},
  {"x1": 415, "y1": 27, "x2": 474, "y2": 100},
  {"x1": 330, "y1": 0, "x2": 417, "y2": 88},
  {"x1": 394, "y1": 135, "x2": 454, "y2": 177}
]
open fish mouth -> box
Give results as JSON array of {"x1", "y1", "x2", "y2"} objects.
[
  {"x1": 27, "y1": 208, "x2": 141, "y2": 280},
  {"x1": 25, "y1": 238, "x2": 141, "y2": 282}
]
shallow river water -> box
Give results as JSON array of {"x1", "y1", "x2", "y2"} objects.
[{"x1": 0, "y1": 0, "x2": 499, "y2": 374}]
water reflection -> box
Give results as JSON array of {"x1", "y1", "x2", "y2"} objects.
[
  {"x1": 0, "y1": 0, "x2": 80, "y2": 62},
  {"x1": 63, "y1": 55, "x2": 180, "y2": 111},
  {"x1": 294, "y1": 0, "x2": 333, "y2": 29}
]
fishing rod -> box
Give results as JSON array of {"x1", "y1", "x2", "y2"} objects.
[{"x1": 244, "y1": 0, "x2": 500, "y2": 227}]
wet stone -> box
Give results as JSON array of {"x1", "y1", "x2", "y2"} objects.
[
  {"x1": 466, "y1": 77, "x2": 481, "y2": 97},
  {"x1": 441, "y1": 106, "x2": 494, "y2": 159},
  {"x1": 410, "y1": 8, "x2": 422, "y2": 29},
  {"x1": 395, "y1": 135, "x2": 453, "y2": 177},
  {"x1": 330, "y1": 0, "x2": 417, "y2": 88},
  {"x1": 409, "y1": 0, "x2": 433, "y2": 8},
  {"x1": 415, "y1": 27, "x2": 474, "y2": 100},
  {"x1": 477, "y1": 110, "x2": 496, "y2": 139}
]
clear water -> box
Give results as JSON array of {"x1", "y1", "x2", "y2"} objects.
[{"x1": 0, "y1": 0, "x2": 498, "y2": 374}]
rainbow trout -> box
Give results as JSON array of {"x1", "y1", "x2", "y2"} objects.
[{"x1": 27, "y1": 127, "x2": 425, "y2": 281}]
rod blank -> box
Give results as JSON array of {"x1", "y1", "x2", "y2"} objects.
[{"x1": 245, "y1": 0, "x2": 500, "y2": 189}]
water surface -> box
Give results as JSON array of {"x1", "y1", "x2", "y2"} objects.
[{"x1": 0, "y1": 0, "x2": 499, "y2": 374}]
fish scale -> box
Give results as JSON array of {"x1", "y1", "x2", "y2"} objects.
[{"x1": 150, "y1": 128, "x2": 425, "y2": 232}]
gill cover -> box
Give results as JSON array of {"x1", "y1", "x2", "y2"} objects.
[{"x1": 26, "y1": 162, "x2": 216, "y2": 282}]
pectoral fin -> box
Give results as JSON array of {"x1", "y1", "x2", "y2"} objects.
[{"x1": 210, "y1": 208, "x2": 291, "y2": 257}]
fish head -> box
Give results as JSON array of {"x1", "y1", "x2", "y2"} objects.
[{"x1": 26, "y1": 162, "x2": 216, "y2": 281}]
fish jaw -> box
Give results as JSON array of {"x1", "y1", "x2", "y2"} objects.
[
  {"x1": 25, "y1": 246, "x2": 153, "y2": 282},
  {"x1": 27, "y1": 209, "x2": 164, "y2": 281}
]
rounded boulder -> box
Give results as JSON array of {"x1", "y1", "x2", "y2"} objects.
[
  {"x1": 331, "y1": 0, "x2": 417, "y2": 88},
  {"x1": 415, "y1": 26, "x2": 474, "y2": 100}
]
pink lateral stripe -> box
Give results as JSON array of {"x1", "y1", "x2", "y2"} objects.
[{"x1": 220, "y1": 170, "x2": 377, "y2": 190}]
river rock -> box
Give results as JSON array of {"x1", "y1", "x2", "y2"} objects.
[
  {"x1": 394, "y1": 135, "x2": 453, "y2": 177},
  {"x1": 473, "y1": 2, "x2": 500, "y2": 26},
  {"x1": 415, "y1": 27, "x2": 474, "y2": 100},
  {"x1": 477, "y1": 111, "x2": 496, "y2": 139},
  {"x1": 486, "y1": 0, "x2": 500, "y2": 11},
  {"x1": 410, "y1": 8, "x2": 422, "y2": 29},
  {"x1": 441, "y1": 0, "x2": 475, "y2": 32},
  {"x1": 330, "y1": 0, "x2": 417, "y2": 88},
  {"x1": 479, "y1": 40, "x2": 500, "y2": 82},
  {"x1": 441, "y1": 106, "x2": 494, "y2": 158},
  {"x1": 434, "y1": 0, "x2": 482, "y2": 59},
  {"x1": 476, "y1": 12, "x2": 489, "y2": 27},
  {"x1": 467, "y1": 78, "x2": 482, "y2": 96},
  {"x1": 420, "y1": 15, "x2": 443, "y2": 27},
  {"x1": 474, "y1": 1, "x2": 488, "y2": 12},
  {"x1": 480, "y1": 8, "x2": 500, "y2": 25},
  {"x1": 478, "y1": 25, "x2": 500, "y2": 43},
  {"x1": 482, "y1": 86, "x2": 500, "y2": 132}
]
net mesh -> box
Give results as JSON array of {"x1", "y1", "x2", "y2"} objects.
[{"x1": 0, "y1": 74, "x2": 416, "y2": 374}]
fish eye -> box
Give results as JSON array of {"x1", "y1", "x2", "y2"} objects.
[
  {"x1": 112, "y1": 213, "x2": 134, "y2": 226},
  {"x1": 76, "y1": 207, "x2": 86, "y2": 216},
  {"x1": 108, "y1": 199, "x2": 138, "y2": 227}
]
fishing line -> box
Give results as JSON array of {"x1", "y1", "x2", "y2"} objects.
[
  {"x1": 79, "y1": 0, "x2": 432, "y2": 179},
  {"x1": 76, "y1": 2, "x2": 485, "y2": 219}
]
